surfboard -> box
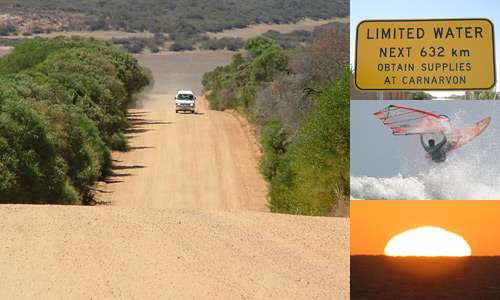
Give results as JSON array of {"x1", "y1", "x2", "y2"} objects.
[{"x1": 425, "y1": 116, "x2": 491, "y2": 158}]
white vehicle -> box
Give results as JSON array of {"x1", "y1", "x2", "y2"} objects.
[{"x1": 175, "y1": 90, "x2": 196, "y2": 113}]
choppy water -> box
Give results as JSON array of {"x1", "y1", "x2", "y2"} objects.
[{"x1": 350, "y1": 126, "x2": 500, "y2": 200}]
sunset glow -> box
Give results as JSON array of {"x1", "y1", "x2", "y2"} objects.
[{"x1": 384, "y1": 226, "x2": 471, "y2": 257}]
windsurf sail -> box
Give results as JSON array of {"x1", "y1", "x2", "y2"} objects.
[
  {"x1": 425, "y1": 116, "x2": 491, "y2": 158},
  {"x1": 374, "y1": 105, "x2": 449, "y2": 135}
]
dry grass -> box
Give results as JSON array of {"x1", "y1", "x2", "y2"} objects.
[
  {"x1": 330, "y1": 189, "x2": 350, "y2": 218},
  {"x1": 0, "y1": 46, "x2": 13, "y2": 58}
]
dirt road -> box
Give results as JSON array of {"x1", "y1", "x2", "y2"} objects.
[
  {"x1": 95, "y1": 51, "x2": 267, "y2": 210},
  {"x1": 97, "y1": 93, "x2": 268, "y2": 211},
  {"x1": 206, "y1": 17, "x2": 350, "y2": 40},
  {"x1": 0, "y1": 51, "x2": 349, "y2": 299}
]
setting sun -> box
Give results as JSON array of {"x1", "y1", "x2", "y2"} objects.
[{"x1": 384, "y1": 226, "x2": 471, "y2": 257}]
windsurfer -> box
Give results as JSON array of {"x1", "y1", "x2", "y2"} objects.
[
  {"x1": 420, "y1": 132, "x2": 455, "y2": 163},
  {"x1": 375, "y1": 105, "x2": 491, "y2": 163}
]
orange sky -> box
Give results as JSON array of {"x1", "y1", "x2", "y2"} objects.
[{"x1": 351, "y1": 200, "x2": 500, "y2": 256}]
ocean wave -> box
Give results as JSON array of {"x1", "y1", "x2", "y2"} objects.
[{"x1": 351, "y1": 148, "x2": 500, "y2": 200}]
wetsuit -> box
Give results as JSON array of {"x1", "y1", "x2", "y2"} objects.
[{"x1": 421, "y1": 132, "x2": 448, "y2": 163}]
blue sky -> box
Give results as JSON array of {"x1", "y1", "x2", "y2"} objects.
[{"x1": 350, "y1": 0, "x2": 500, "y2": 97}]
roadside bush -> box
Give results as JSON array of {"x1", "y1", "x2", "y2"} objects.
[
  {"x1": 0, "y1": 36, "x2": 150, "y2": 103},
  {"x1": 204, "y1": 38, "x2": 286, "y2": 111},
  {"x1": 268, "y1": 67, "x2": 350, "y2": 216},
  {"x1": 44, "y1": 103, "x2": 112, "y2": 193},
  {"x1": 251, "y1": 49, "x2": 289, "y2": 82},
  {"x1": 0, "y1": 98, "x2": 78, "y2": 204},
  {"x1": 244, "y1": 36, "x2": 281, "y2": 59},
  {"x1": 0, "y1": 36, "x2": 149, "y2": 204},
  {"x1": 33, "y1": 48, "x2": 130, "y2": 148},
  {"x1": 259, "y1": 122, "x2": 288, "y2": 181},
  {"x1": 253, "y1": 73, "x2": 311, "y2": 135}
]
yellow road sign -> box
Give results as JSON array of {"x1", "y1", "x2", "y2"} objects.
[{"x1": 354, "y1": 19, "x2": 496, "y2": 91}]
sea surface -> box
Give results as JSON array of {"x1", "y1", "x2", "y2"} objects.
[{"x1": 351, "y1": 255, "x2": 500, "y2": 300}]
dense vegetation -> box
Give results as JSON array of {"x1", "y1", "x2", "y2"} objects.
[
  {"x1": 262, "y1": 21, "x2": 349, "y2": 50},
  {"x1": 202, "y1": 25, "x2": 349, "y2": 216},
  {"x1": 108, "y1": 22, "x2": 346, "y2": 54},
  {"x1": 1, "y1": 0, "x2": 348, "y2": 38},
  {"x1": 0, "y1": 37, "x2": 150, "y2": 204},
  {"x1": 1, "y1": 1, "x2": 348, "y2": 54}
]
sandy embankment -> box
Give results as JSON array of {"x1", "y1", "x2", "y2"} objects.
[{"x1": 0, "y1": 205, "x2": 349, "y2": 299}]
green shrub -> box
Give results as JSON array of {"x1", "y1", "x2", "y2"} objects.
[
  {"x1": 411, "y1": 91, "x2": 431, "y2": 100},
  {"x1": 259, "y1": 122, "x2": 288, "y2": 181},
  {"x1": 0, "y1": 36, "x2": 149, "y2": 204},
  {"x1": 203, "y1": 39, "x2": 287, "y2": 111},
  {"x1": 0, "y1": 36, "x2": 150, "y2": 102},
  {"x1": 0, "y1": 98, "x2": 78, "y2": 204},
  {"x1": 251, "y1": 49, "x2": 288, "y2": 83},
  {"x1": 267, "y1": 66, "x2": 350, "y2": 216},
  {"x1": 45, "y1": 104, "x2": 112, "y2": 192},
  {"x1": 33, "y1": 48, "x2": 130, "y2": 148},
  {"x1": 244, "y1": 36, "x2": 281, "y2": 59}
]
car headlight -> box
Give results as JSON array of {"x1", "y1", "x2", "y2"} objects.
[{"x1": 190, "y1": 103, "x2": 193, "y2": 106}]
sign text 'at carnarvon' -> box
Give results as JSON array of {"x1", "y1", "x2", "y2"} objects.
[{"x1": 354, "y1": 19, "x2": 496, "y2": 91}]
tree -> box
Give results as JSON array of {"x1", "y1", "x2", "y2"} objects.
[
  {"x1": 290, "y1": 28, "x2": 349, "y2": 84},
  {"x1": 244, "y1": 36, "x2": 281, "y2": 58},
  {"x1": 472, "y1": 91, "x2": 496, "y2": 100},
  {"x1": 251, "y1": 49, "x2": 288, "y2": 83},
  {"x1": 412, "y1": 91, "x2": 431, "y2": 100}
]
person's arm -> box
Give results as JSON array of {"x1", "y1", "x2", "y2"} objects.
[
  {"x1": 420, "y1": 134, "x2": 430, "y2": 151},
  {"x1": 440, "y1": 131, "x2": 447, "y2": 141},
  {"x1": 436, "y1": 131, "x2": 447, "y2": 147}
]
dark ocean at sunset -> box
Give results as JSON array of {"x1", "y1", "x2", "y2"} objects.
[{"x1": 351, "y1": 255, "x2": 500, "y2": 300}]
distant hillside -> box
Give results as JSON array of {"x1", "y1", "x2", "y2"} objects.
[{"x1": 0, "y1": 0, "x2": 348, "y2": 39}]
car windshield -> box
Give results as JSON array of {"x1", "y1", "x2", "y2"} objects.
[{"x1": 178, "y1": 94, "x2": 194, "y2": 100}]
